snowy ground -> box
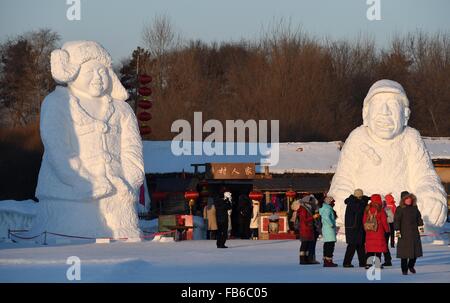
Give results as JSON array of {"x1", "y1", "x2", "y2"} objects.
[{"x1": 0, "y1": 239, "x2": 449, "y2": 283}]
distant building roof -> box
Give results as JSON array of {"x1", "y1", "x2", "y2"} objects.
[{"x1": 143, "y1": 138, "x2": 450, "y2": 174}]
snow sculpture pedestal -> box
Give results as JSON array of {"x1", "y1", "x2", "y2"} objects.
[
  {"x1": 25, "y1": 41, "x2": 144, "y2": 243},
  {"x1": 329, "y1": 80, "x2": 447, "y2": 241}
]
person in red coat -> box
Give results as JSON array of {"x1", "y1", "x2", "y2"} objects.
[
  {"x1": 297, "y1": 199, "x2": 319, "y2": 264},
  {"x1": 363, "y1": 194, "x2": 390, "y2": 269}
]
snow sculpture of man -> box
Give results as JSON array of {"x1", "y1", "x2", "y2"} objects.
[
  {"x1": 28, "y1": 41, "x2": 144, "y2": 241},
  {"x1": 329, "y1": 79, "x2": 447, "y2": 233}
]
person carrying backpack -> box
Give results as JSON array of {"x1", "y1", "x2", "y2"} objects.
[{"x1": 363, "y1": 194, "x2": 390, "y2": 269}]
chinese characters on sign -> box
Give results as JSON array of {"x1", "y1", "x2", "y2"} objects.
[{"x1": 206, "y1": 163, "x2": 256, "y2": 179}]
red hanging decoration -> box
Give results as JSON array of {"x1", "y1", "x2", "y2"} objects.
[
  {"x1": 184, "y1": 190, "x2": 199, "y2": 201},
  {"x1": 138, "y1": 112, "x2": 152, "y2": 121},
  {"x1": 249, "y1": 191, "x2": 263, "y2": 201},
  {"x1": 138, "y1": 100, "x2": 152, "y2": 109},
  {"x1": 285, "y1": 190, "x2": 297, "y2": 199},
  {"x1": 139, "y1": 74, "x2": 153, "y2": 85},
  {"x1": 138, "y1": 87, "x2": 152, "y2": 96},
  {"x1": 139, "y1": 125, "x2": 152, "y2": 135}
]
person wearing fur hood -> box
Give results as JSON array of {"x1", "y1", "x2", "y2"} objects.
[{"x1": 394, "y1": 192, "x2": 424, "y2": 275}]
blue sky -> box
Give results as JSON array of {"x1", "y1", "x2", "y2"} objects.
[{"x1": 1, "y1": 0, "x2": 449, "y2": 63}]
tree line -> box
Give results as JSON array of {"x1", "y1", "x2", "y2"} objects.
[{"x1": 1, "y1": 21, "x2": 449, "y2": 142}]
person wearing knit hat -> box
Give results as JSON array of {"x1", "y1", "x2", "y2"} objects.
[
  {"x1": 354, "y1": 189, "x2": 364, "y2": 199},
  {"x1": 400, "y1": 191, "x2": 410, "y2": 200},
  {"x1": 343, "y1": 189, "x2": 370, "y2": 268},
  {"x1": 363, "y1": 194, "x2": 390, "y2": 269},
  {"x1": 297, "y1": 195, "x2": 319, "y2": 265},
  {"x1": 319, "y1": 196, "x2": 338, "y2": 267}
]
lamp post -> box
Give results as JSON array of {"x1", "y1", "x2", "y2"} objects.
[
  {"x1": 184, "y1": 190, "x2": 199, "y2": 215},
  {"x1": 285, "y1": 188, "x2": 297, "y2": 210}
]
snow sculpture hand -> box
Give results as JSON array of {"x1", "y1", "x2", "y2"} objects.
[
  {"x1": 417, "y1": 198, "x2": 447, "y2": 227},
  {"x1": 92, "y1": 180, "x2": 113, "y2": 199}
]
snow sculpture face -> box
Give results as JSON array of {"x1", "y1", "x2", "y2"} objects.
[
  {"x1": 365, "y1": 92, "x2": 406, "y2": 140},
  {"x1": 68, "y1": 60, "x2": 110, "y2": 98}
]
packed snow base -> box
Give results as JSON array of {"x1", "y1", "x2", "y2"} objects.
[{"x1": 0, "y1": 240, "x2": 449, "y2": 283}]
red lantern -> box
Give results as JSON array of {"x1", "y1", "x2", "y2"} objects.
[
  {"x1": 139, "y1": 74, "x2": 152, "y2": 85},
  {"x1": 138, "y1": 112, "x2": 152, "y2": 121},
  {"x1": 286, "y1": 190, "x2": 297, "y2": 199},
  {"x1": 184, "y1": 190, "x2": 199, "y2": 201},
  {"x1": 151, "y1": 191, "x2": 167, "y2": 201},
  {"x1": 249, "y1": 191, "x2": 263, "y2": 201},
  {"x1": 138, "y1": 87, "x2": 152, "y2": 96},
  {"x1": 138, "y1": 100, "x2": 152, "y2": 109},
  {"x1": 140, "y1": 125, "x2": 152, "y2": 135}
]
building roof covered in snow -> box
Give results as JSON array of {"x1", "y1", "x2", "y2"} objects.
[{"x1": 143, "y1": 138, "x2": 450, "y2": 174}]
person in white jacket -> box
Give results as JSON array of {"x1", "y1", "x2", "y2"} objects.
[{"x1": 250, "y1": 200, "x2": 260, "y2": 240}]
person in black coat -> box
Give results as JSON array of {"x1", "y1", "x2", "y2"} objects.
[
  {"x1": 237, "y1": 194, "x2": 252, "y2": 239},
  {"x1": 394, "y1": 192, "x2": 424, "y2": 275},
  {"x1": 343, "y1": 189, "x2": 369, "y2": 267},
  {"x1": 214, "y1": 191, "x2": 233, "y2": 248}
]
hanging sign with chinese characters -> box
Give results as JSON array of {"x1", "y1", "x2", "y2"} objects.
[{"x1": 206, "y1": 163, "x2": 256, "y2": 180}]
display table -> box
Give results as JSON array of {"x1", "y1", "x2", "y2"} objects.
[{"x1": 258, "y1": 212, "x2": 291, "y2": 240}]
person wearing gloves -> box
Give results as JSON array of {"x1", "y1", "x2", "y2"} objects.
[
  {"x1": 394, "y1": 192, "x2": 424, "y2": 275},
  {"x1": 385, "y1": 193, "x2": 397, "y2": 248},
  {"x1": 382, "y1": 195, "x2": 395, "y2": 266},
  {"x1": 250, "y1": 200, "x2": 260, "y2": 240},
  {"x1": 203, "y1": 197, "x2": 218, "y2": 240},
  {"x1": 363, "y1": 194, "x2": 390, "y2": 269},
  {"x1": 214, "y1": 191, "x2": 233, "y2": 248},
  {"x1": 319, "y1": 196, "x2": 338, "y2": 267},
  {"x1": 343, "y1": 189, "x2": 369, "y2": 268}
]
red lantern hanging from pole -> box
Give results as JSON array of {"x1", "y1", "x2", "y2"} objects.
[
  {"x1": 185, "y1": 190, "x2": 199, "y2": 215},
  {"x1": 285, "y1": 189, "x2": 297, "y2": 199},
  {"x1": 249, "y1": 191, "x2": 263, "y2": 201}
]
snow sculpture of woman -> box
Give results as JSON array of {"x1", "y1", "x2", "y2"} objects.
[{"x1": 28, "y1": 41, "x2": 144, "y2": 241}]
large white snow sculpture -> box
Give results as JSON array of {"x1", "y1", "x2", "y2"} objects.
[
  {"x1": 329, "y1": 80, "x2": 447, "y2": 231},
  {"x1": 28, "y1": 41, "x2": 144, "y2": 241}
]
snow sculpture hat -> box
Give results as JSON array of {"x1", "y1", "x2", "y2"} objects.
[
  {"x1": 362, "y1": 79, "x2": 410, "y2": 127},
  {"x1": 50, "y1": 40, "x2": 128, "y2": 101}
]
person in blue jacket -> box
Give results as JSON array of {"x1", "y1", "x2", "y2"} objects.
[{"x1": 320, "y1": 196, "x2": 338, "y2": 267}]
